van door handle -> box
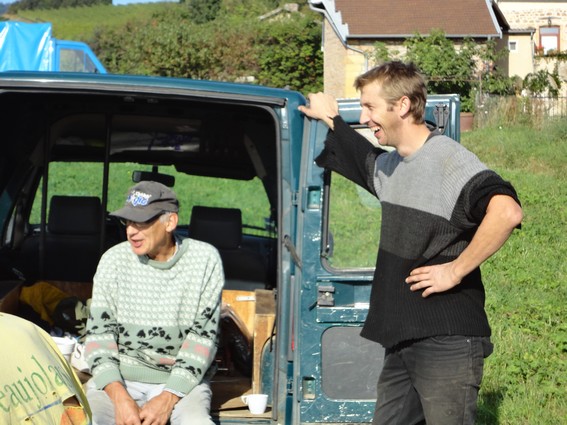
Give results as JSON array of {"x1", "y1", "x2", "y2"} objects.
[{"x1": 283, "y1": 234, "x2": 302, "y2": 270}]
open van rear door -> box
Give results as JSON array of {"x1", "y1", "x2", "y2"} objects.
[{"x1": 293, "y1": 95, "x2": 460, "y2": 423}]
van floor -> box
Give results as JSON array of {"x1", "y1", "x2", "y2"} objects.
[{"x1": 211, "y1": 374, "x2": 271, "y2": 419}]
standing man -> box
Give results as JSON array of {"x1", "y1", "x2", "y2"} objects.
[
  {"x1": 299, "y1": 61, "x2": 523, "y2": 424},
  {"x1": 85, "y1": 181, "x2": 223, "y2": 425}
]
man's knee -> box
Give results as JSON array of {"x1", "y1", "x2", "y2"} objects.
[{"x1": 170, "y1": 383, "x2": 214, "y2": 425}]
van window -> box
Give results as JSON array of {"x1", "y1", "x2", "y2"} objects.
[
  {"x1": 324, "y1": 127, "x2": 385, "y2": 270},
  {"x1": 30, "y1": 162, "x2": 104, "y2": 225},
  {"x1": 59, "y1": 48, "x2": 97, "y2": 73},
  {"x1": 107, "y1": 164, "x2": 272, "y2": 236},
  {"x1": 30, "y1": 162, "x2": 272, "y2": 237},
  {"x1": 326, "y1": 171, "x2": 381, "y2": 270}
]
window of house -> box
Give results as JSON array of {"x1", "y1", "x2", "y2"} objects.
[
  {"x1": 539, "y1": 26, "x2": 560, "y2": 54},
  {"x1": 508, "y1": 41, "x2": 517, "y2": 52}
]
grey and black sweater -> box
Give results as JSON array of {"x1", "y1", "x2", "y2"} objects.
[{"x1": 316, "y1": 116, "x2": 520, "y2": 348}]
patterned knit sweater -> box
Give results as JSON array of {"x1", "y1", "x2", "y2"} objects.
[
  {"x1": 85, "y1": 235, "x2": 223, "y2": 395},
  {"x1": 316, "y1": 117, "x2": 520, "y2": 348}
]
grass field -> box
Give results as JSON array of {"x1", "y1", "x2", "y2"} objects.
[
  {"x1": 7, "y1": 3, "x2": 179, "y2": 40},
  {"x1": 461, "y1": 120, "x2": 566, "y2": 424}
]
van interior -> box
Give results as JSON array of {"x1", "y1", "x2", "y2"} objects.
[{"x1": 0, "y1": 89, "x2": 282, "y2": 420}]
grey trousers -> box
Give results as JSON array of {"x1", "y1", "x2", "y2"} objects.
[
  {"x1": 372, "y1": 335, "x2": 493, "y2": 425},
  {"x1": 86, "y1": 379, "x2": 215, "y2": 425}
]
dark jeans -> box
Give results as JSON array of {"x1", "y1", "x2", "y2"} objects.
[{"x1": 372, "y1": 335, "x2": 493, "y2": 425}]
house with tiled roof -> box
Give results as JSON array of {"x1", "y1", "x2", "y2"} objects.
[
  {"x1": 495, "y1": 1, "x2": 567, "y2": 90},
  {"x1": 306, "y1": 0, "x2": 539, "y2": 98}
]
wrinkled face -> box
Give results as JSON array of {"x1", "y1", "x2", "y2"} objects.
[
  {"x1": 123, "y1": 213, "x2": 177, "y2": 261},
  {"x1": 358, "y1": 82, "x2": 402, "y2": 147}
]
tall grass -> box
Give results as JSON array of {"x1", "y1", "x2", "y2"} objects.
[
  {"x1": 462, "y1": 119, "x2": 566, "y2": 424},
  {"x1": 475, "y1": 95, "x2": 567, "y2": 130}
]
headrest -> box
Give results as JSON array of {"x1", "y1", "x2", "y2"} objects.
[
  {"x1": 48, "y1": 196, "x2": 102, "y2": 235},
  {"x1": 189, "y1": 206, "x2": 242, "y2": 250}
]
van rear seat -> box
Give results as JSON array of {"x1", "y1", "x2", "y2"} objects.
[
  {"x1": 21, "y1": 195, "x2": 103, "y2": 282},
  {"x1": 189, "y1": 206, "x2": 267, "y2": 290}
]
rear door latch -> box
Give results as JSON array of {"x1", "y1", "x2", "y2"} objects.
[
  {"x1": 433, "y1": 104, "x2": 449, "y2": 134},
  {"x1": 317, "y1": 285, "x2": 335, "y2": 307}
]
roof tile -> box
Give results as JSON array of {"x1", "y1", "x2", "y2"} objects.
[{"x1": 334, "y1": 0, "x2": 502, "y2": 37}]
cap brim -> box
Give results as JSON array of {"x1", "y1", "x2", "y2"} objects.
[{"x1": 109, "y1": 206, "x2": 162, "y2": 222}]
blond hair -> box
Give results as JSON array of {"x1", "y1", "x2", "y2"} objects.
[{"x1": 354, "y1": 61, "x2": 427, "y2": 123}]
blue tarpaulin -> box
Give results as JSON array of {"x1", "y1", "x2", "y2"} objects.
[{"x1": 0, "y1": 22, "x2": 54, "y2": 72}]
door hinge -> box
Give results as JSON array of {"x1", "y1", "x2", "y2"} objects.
[
  {"x1": 291, "y1": 191, "x2": 299, "y2": 206},
  {"x1": 287, "y1": 377, "x2": 294, "y2": 394}
]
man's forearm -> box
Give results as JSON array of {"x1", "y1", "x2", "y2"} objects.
[
  {"x1": 452, "y1": 194, "x2": 523, "y2": 281},
  {"x1": 104, "y1": 381, "x2": 131, "y2": 402}
]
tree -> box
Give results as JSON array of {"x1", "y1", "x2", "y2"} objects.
[
  {"x1": 374, "y1": 29, "x2": 517, "y2": 112},
  {"x1": 523, "y1": 68, "x2": 562, "y2": 97},
  {"x1": 8, "y1": 0, "x2": 110, "y2": 12},
  {"x1": 404, "y1": 29, "x2": 478, "y2": 111},
  {"x1": 256, "y1": 15, "x2": 323, "y2": 93}
]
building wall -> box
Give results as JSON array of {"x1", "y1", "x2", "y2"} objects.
[
  {"x1": 323, "y1": 25, "x2": 406, "y2": 98},
  {"x1": 323, "y1": 2, "x2": 567, "y2": 98},
  {"x1": 342, "y1": 40, "x2": 373, "y2": 98},
  {"x1": 497, "y1": 1, "x2": 567, "y2": 93},
  {"x1": 496, "y1": 33, "x2": 536, "y2": 80},
  {"x1": 323, "y1": 22, "x2": 376, "y2": 98},
  {"x1": 497, "y1": 1, "x2": 567, "y2": 52},
  {"x1": 323, "y1": 21, "x2": 347, "y2": 98}
]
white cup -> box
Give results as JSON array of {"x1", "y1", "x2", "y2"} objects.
[
  {"x1": 241, "y1": 393, "x2": 268, "y2": 414},
  {"x1": 52, "y1": 336, "x2": 76, "y2": 364}
]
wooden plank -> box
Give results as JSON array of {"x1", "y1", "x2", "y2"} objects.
[
  {"x1": 252, "y1": 289, "x2": 276, "y2": 394},
  {"x1": 221, "y1": 290, "x2": 256, "y2": 336}
]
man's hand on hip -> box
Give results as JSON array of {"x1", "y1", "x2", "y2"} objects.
[{"x1": 406, "y1": 261, "x2": 461, "y2": 298}]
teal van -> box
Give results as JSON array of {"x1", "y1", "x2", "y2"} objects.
[{"x1": 0, "y1": 72, "x2": 459, "y2": 424}]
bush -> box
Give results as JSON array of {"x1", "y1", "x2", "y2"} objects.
[
  {"x1": 92, "y1": 12, "x2": 260, "y2": 80},
  {"x1": 187, "y1": 0, "x2": 221, "y2": 24},
  {"x1": 256, "y1": 14, "x2": 323, "y2": 93},
  {"x1": 91, "y1": 7, "x2": 323, "y2": 92}
]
